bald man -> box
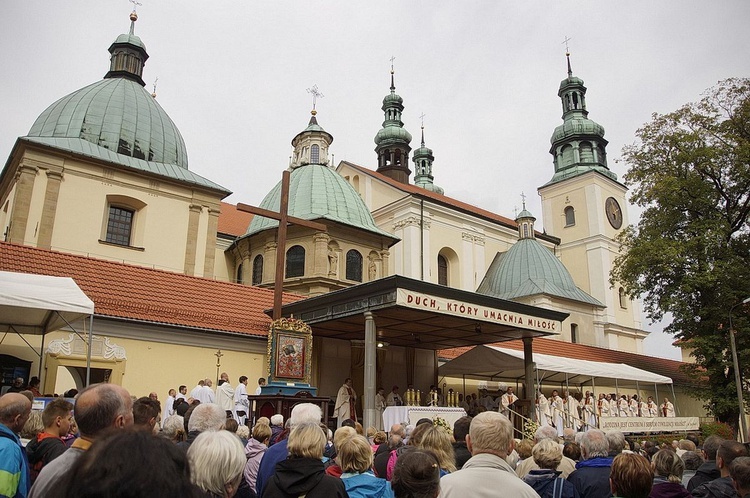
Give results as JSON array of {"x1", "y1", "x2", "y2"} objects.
[
  {"x1": 29, "y1": 383, "x2": 133, "y2": 498},
  {"x1": 0, "y1": 393, "x2": 32, "y2": 497}
]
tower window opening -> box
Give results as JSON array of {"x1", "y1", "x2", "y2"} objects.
[
  {"x1": 619, "y1": 287, "x2": 628, "y2": 309},
  {"x1": 564, "y1": 206, "x2": 575, "y2": 227},
  {"x1": 571, "y1": 323, "x2": 578, "y2": 343},
  {"x1": 523, "y1": 224, "x2": 529, "y2": 238},
  {"x1": 572, "y1": 92, "x2": 580, "y2": 109},
  {"x1": 236, "y1": 263, "x2": 243, "y2": 284},
  {"x1": 310, "y1": 144, "x2": 319, "y2": 164}
]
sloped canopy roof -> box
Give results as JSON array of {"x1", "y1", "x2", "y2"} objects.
[
  {"x1": 0, "y1": 271, "x2": 94, "y2": 335},
  {"x1": 438, "y1": 344, "x2": 672, "y2": 385}
]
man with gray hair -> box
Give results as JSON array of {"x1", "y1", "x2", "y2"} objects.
[
  {"x1": 176, "y1": 402, "x2": 227, "y2": 451},
  {"x1": 439, "y1": 411, "x2": 538, "y2": 498},
  {"x1": 516, "y1": 424, "x2": 576, "y2": 478},
  {"x1": 0, "y1": 393, "x2": 32, "y2": 497},
  {"x1": 256, "y1": 403, "x2": 322, "y2": 497},
  {"x1": 29, "y1": 383, "x2": 134, "y2": 498},
  {"x1": 688, "y1": 434, "x2": 724, "y2": 491},
  {"x1": 567, "y1": 428, "x2": 613, "y2": 498},
  {"x1": 605, "y1": 429, "x2": 626, "y2": 456}
]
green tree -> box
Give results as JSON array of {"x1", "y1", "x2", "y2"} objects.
[{"x1": 612, "y1": 78, "x2": 750, "y2": 427}]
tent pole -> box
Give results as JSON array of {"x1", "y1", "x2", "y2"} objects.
[
  {"x1": 38, "y1": 329, "x2": 45, "y2": 384},
  {"x1": 671, "y1": 384, "x2": 678, "y2": 416},
  {"x1": 462, "y1": 375, "x2": 466, "y2": 399},
  {"x1": 654, "y1": 383, "x2": 659, "y2": 410},
  {"x1": 523, "y1": 338, "x2": 535, "y2": 423},
  {"x1": 636, "y1": 380, "x2": 641, "y2": 416},
  {"x1": 591, "y1": 376, "x2": 597, "y2": 428},
  {"x1": 85, "y1": 314, "x2": 93, "y2": 387},
  {"x1": 565, "y1": 372, "x2": 570, "y2": 428}
]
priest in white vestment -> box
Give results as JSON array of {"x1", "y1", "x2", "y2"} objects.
[
  {"x1": 583, "y1": 392, "x2": 596, "y2": 429},
  {"x1": 536, "y1": 392, "x2": 551, "y2": 427},
  {"x1": 563, "y1": 391, "x2": 580, "y2": 430},
  {"x1": 646, "y1": 396, "x2": 659, "y2": 417},
  {"x1": 375, "y1": 387, "x2": 386, "y2": 430},
  {"x1": 500, "y1": 387, "x2": 518, "y2": 418},
  {"x1": 234, "y1": 376, "x2": 250, "y2": 425},
  {"x1": 598, "y1": 393, "x2": 610, "y2": 419},
  {"x1": 334, "y1": 377, "x2": 357, "y2": 428},
  {"x1": 617, "y1": 395, "x2": 630, "y2": 417},
  {"x1": 661, "y1": 397, "x2": 675, "y2": 417},
  {"x1": 549, "y1": 390, "x2": 565, "y2": 436}
]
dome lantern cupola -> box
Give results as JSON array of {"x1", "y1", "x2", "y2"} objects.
[
  {"x1": 104, "y1": 9, "x2": 149, "y2": 87},
  {"x1": 544, "y1": 52, "x2": 618, "y2": 187},
  {"x1": 515, "y1": 195, "x2": 535, "y2": 240},
  {"x1": 374, "y1": 62, "x2": 412, "y2": 184},
  {"x1": 412, "y1": 122, "x2": 443, "y2": 194}
]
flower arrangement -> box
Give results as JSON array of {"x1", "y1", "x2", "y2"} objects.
[
  {"x1": 432, "y1": 416, "x2": 453, "y2": 435},
  {"x1": 522, "y1": 419, "x2": 539, "y2": 441}
]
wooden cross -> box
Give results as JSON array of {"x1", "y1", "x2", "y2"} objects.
[{"x1": 237, "y1": 170, "x2": 326, "y2": 319}]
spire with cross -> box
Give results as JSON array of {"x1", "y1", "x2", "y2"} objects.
[
  {"x1": 562, "y1": 36, "x2": 573, "y2": 76},
  {"x1": 390, "y1": 56, "x2": 396, "y2": 91},
  {"x1": 307, "y1": 84, "x2": 324, "y2": 114},
  {"x1": 419, "y1": 113, "x2": 426, "y2": 145}
]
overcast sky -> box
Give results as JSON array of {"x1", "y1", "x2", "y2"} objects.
[{"x1": 3, "y1": 1, "x2": 749, "y2": 360}]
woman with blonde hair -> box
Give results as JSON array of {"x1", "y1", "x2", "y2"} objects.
[
  {"x1": 415, "y1": 425, "x2": 456, "y2": 474},
  {"x1": 649, "y1": 449, "x2": 690, "y2": 498},
  {"x1": 338, "y1": 434, "x2": 394, "y2": 498},
  {"x1": 262, "y1": 422, "x2": 347, "y2": 498}
]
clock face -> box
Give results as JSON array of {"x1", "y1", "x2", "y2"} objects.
[{"x1": 605, "y1": 197, "x2": 623, "y2": 229}]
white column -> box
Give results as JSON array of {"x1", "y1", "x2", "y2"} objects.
[{"x1": 363, "y1": 311, "x2": 377, "y2": 430}]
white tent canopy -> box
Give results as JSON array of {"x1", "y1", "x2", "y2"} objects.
[
  {"x1": 0, "y1": 271, "x2": 94, "y2": 334},
  {"x1": 438, "y1": 344, "x2": 672, "y2": 385}
]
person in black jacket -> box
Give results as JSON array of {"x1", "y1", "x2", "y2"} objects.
[
  {"x1": 687, "y1": 435, "x2": 724, "y2": 491},
  {"x1": 692, "y1": 440, "x2": 749, "y2": 498},
  {"x1": 26, "y1": 398, "x2": 73, "y2": 482},
  {"x1": 451, "y1": 416, "x2": 472, "y2": 470},
  {"x1": 262, "y1": 422, "x2": 347, "y2": 498}
]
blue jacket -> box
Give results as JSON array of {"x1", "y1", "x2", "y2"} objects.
[
  {"x1": 341, "y1": 471, "x2": 394, "y2": 498},
  {"x1": 0, "y1": 423, "x2": 29, "y2": 498},
  {"x1": 568, "y1": 457, "x2": 613, "y2": 498},
  {"x1": 524, "y1": 469, "x2": 579, "y2": 498}
]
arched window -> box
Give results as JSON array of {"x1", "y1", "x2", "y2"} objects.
[
  {"x1": 286, "y1": 246, "x2": 305, "y2": 278},
  {"x1": 310, "y1": 144, "x2": 320, "y2": 164},
  {"x1": 236, "y1": 263, "x2": 243, "y2": 284},
  {"x1": 571, "y1": 323, "x2": 578, "y2": 344},
  {"x1": 346, "y1": 250, "x2": 363, "y2": 282},
  {"x1": 619, "y1": 287, "x2": 628, "y2": 309},
  {"x1": 564, "y1": 206, "x2": 575, "y2": 226},
  {"x1": 252, "y1": 255, "x2": 263, "y2": 285},
  {"x1": 579, "y1": 142, "x2": 594, "y2": 163},
  {"x1": 437, "y1": 255, "x2": 448, "y2": 286}
]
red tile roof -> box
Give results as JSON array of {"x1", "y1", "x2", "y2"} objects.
[
  {"x1": 341, "y1": 161, "x2": 559, "y2": 243},
  {"x1": 439, "y1": 337, "x2": 693, "y2": 385},
  {"x1": 0, "y1": 242, "x2": 302, "y2": 337},
  {"x1": 218, "y1": 202, "x2": 253, "y2": 237}
]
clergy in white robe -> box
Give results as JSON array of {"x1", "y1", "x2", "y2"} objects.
[
  {"x1": 500, "y1": 387, "x2": 518, "y2": 418},
  {"x1": 564, "y1": 391, "x2": 580, "y2": 430},
  {"x1": 190, "y1": 380, "x2": 204, "y2": 400},
  {"x1": 196, "y1": 379, "x2": 215, "y2": 404},
  {"x1": 617, "y1": 395, "x2": 630, "y2": 417},
  {"x1": 549, "y1": 390, "x2": 565, "y2": 436},
  {"x1": 629, "y1": 395, "x2": 641, "y2": 417},
  {"x1": 386, "y1": 386, "x2": 403, "y2": 406},
  {"x1": 334, "y1": 378, "x2": 357, "y2": 428},
  {"x1": 234, "y1": 376, "x2": 250, "y2": 425},
  {"x1": 375, "y1": 387, "x2": 386, "y2": 430},
  {"x1": 661, "y1": 398, "x2": 675, "y2": 417},
  {"x1": 583, "y1": 392, "x2": 597, "y2": 429},
  {"x1": 599, "y1": 394, "x2": 610, "y2": 418},
  {"x1": 646, "y1": 396, "x2": 659, "y2": 417},
  {"x1": 609, "y1": 396, "x2": 618, "y2": 417},
  {"x1": 162, "y1": 389, "x2": 176, "y2": 426},
  {"x1": 216, "y1": 378, "x2": 235, "y2": 418},
  {"x1": 536, "y1": 392, "x2": 551, "y2": 427}
]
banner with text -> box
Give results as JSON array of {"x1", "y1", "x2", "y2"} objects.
[
  {"x1": 396, "y1": 289, "x2": 562, "y2": 334},
  {"x1": 599, "y1": 417, "x2": 699, "y2": 433}
]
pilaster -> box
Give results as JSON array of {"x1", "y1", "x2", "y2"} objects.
[
  {"x1": 183, "y1": 204, "x2": 202, "y2": 276},
  {"x1": 8, "y1": 164, "x2": 39, "y2": 244},
  {"x1": 37, "y1": 167, "x2": 64, "y2": 249},
  {"x1": 202, "y1": 207, "x2": 220, "y2": 278}
]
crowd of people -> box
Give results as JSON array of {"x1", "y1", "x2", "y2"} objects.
[{"x1": 1, "y1": 376, "x2": 748, "y2": 498}]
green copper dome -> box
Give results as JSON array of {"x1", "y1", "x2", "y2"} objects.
[
  {"x1": 112, "y1": 32, "x2": 146, "y2": 51},
  {"x1": 477, "y1": 239, "x2": 603, "y2": 306},
  {"x1": 27, "y1": 78, "x2": 188, "y2": 168},
  {"x1": 374, "y1": 125, "x2": 412, "y2": 146},
  {"x1": 243, "y1": 164, "x2": 397, "y2": 240}
]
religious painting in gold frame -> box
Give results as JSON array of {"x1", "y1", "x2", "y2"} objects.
[{"x1": 267, "y1": 317, "x2": 313, "y2": 385}]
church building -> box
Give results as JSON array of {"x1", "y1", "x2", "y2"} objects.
[{"x1": 1, "y1": 11, "x2": 695, "y2": 414}]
